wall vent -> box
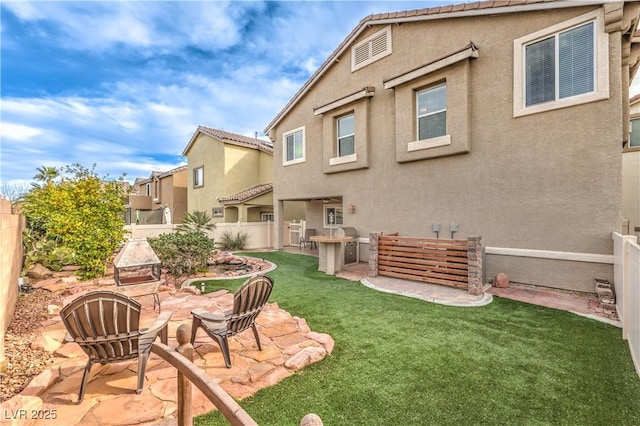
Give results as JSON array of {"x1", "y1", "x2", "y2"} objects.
[{"x1": 351, "y1": 25, "x2": 392, "y2": 72}]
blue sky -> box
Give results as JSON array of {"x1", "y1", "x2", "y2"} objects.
[
  {"x1": 2, "y1": 1, "x2": 640, "y2": 189},
  {"x1": 2, "y1": 0, "x2": 445, "y2": 188}
]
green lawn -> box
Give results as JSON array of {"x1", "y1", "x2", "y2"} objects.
[{"x1": 193, "y1": 251, "x2": 640, "y2": 425}]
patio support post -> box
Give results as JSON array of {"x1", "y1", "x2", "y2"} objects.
[
  {"x1": 467, "y1": 236, "x2": 483, "y2": 296},
  {"x1": 176, "y1": 324, "x2": 193, "y2": 426},
  {"x1": 368, "y1": 232, "x2": 379, "y2": 277}
]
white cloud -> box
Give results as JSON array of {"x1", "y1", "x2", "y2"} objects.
[
  {"x1": 0, "y1": 122, "x2": 42, "y2": 141},
  {"x1": 1, "y1": 1, "x2": 258, "y2": 52}
]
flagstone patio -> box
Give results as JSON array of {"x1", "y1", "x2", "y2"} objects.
[{"x1": 3, "y1": 286, "x2": 334, "y2": 426}]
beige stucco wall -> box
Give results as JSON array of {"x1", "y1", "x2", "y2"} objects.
[
  {"x1": 170, "y1": 170, "x2": 188, "y2": 224},
  {"x1": 186, "y1": 134, "x2": 273, "y2": 224},
  {"x1": 186, "y1": 134, "x2": 227, "y2": 221},
  {"x1": 0, "y1": 198, "x2": 25, "y2": 371},
  {"x1": 271, "y1": 5, "x2": 627, "y2": 292},
  {"x1": 156, "y1": 170, "x2": 187, "y2": 224}
]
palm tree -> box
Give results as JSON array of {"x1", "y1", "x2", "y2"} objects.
[
  {"x1": 32, "y1": 166, "x2": 59, "y2": 186},
  {"x1": 175, "y1": 210, "x2": 216, "y2": 233}
]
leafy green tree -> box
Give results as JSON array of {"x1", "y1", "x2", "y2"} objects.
[
  {"x1": 175, "y1": 210, "x2": 216, "y2": 234},
  {"x1": 20, "y1": 163, "x2": 128, "y2": 279}
]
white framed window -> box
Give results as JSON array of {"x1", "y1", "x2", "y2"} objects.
[
  {"x1": 337, "y1": 113, "x2": 355, "y2": 157},
  {"x1": 261, "y1": 213, "x2": 274, "y2": 222},
  {"x1": 283, "y1": 126, "x2": 305, "y2": 165},
  {"x1": 631, "y1": 118, "x2": 640, "y2": 148},
  {"x1": 417, "y1": 84, "x2": 447, "y2": 140},
  {"x1": 145, "y1": 183, "x2": 151, "y2": 196},
  {"x1": 212, "y1": 207, "x2": 223, "y2": 217},
  {"x1": 324, "y1": 205, "x2": 343, "y2": 228},
  {"x1": 514, "y1": 10, "x2": 608, "y2": 117},
  {"x1": 193, "y1": 166, "x2": 204, "y2": 188},
  {"x1": 352, "y1": 25, "x2": 392, "y2": 72}
]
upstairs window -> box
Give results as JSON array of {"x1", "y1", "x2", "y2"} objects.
[
  {"x1": 337, "y1": 114, "x2": 355, "y2": 157},
  {"x1": 514, "y1": 10, "x2": 608, "y2": 117},
  {"x1": 417, "y1": 84, "x2": 447, "y2": 140},
  {"x1": 193, "y1": 166, "x2": 204, "y2": 188},
  {"x1": 525, "y1": 22, "x2": 594, "y2": 107},
  {"x1": 283, "y1": 126, "x2": 305, "y2": 165}
]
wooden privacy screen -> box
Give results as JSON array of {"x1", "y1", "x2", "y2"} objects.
[{"x1": 377, "y1": 235, "x2": 469, "y2": 289}]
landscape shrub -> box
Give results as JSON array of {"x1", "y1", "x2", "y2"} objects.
[
  {"x1": 218, "y1": 230, "x2": 249, "y2": 251},
  {"x1": 19, "y1": 164, "x2": 127, "y2": 279},
  {"x1": 148, "y1": 231, "x2": 215, "y2": 278},
  {"x1": 22, "y1": 228, "x2": 76, "y2": 272}
]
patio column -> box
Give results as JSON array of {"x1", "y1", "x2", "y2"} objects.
[
  {"x1": 274, "y1": 200, "x2": 284, "y2": 249},
  {"x1": 368, "y1": 232, "x2": 379, "y2": 277},
  {"x1": 467, "y1": 236, "x2": 483, "y2": 296}
]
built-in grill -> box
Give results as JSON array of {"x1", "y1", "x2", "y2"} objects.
[{"x1": 339, "y1": 227, "x2": 359, "y2": 264}]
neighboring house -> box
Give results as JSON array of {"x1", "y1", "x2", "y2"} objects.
[
  {"x1": 127, "y1": 166, "x2": 187, "y2": 224},
  {"x1": 626, "y1": 94, "x2": 640, "y2": 238},
  {"x1": 182, "y1": 126, "x2": 275, "y2": 223},
  {"x1": 265, "y1": 0, "x2": 640, "y2": 293}
]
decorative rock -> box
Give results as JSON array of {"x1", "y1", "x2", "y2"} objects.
[
  {"x1": 493, "y1": 272, "x2": 509, "y2": 288},
  {"x1": 284, "y1": 347, "x2": 327, "y2": 370},
  {"x1": 31, "y1": 334, "x2": 63, "y2": 353},
  {"x1": 21, "y1": 368, "x2": 61, "y2": 396},
  {"x1": 300, "y1": 413, "x2": 324, "y2": 426},
  {"x1": 306, "y1": 331, "x2": 335, "y2": 354},
  {"x1": 32, "y1": 277, "x2": 60, "y2": 289},
  {"x1": 178, "y1": 286, "x2": 201, "y2": 295},
  {"x1": 61, "y1": 265, "x2": 82, "y2": 272},
  {"x1": 26, "y1": 263, "x2": 53, "y2": 280},
  {"x1": 47, "y1": 304, "x2": 59, "y2": 315}
]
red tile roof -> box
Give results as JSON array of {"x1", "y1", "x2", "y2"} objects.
[
  {"x1": 218, "y1": 183, "x2": 273, "y2": 204},
  {"x1": 183, "y1": 125, "x2": 273, "y2": 156}
]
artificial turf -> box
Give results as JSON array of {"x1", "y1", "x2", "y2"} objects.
[{"x1": 193, "y1": 251, "x2": 640, "y2": 425}]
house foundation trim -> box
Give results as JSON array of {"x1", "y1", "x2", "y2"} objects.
[{"x1": 485, "y1": 247, "x2": 614, "y2": 264}]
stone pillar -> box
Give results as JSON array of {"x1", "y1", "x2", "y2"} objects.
[
  {"x1": 368, "y1": 232, "x2": 379, "y2": 277},
  {"x1": 467, "y1": 236, "x2": 483, "y2": 296}
]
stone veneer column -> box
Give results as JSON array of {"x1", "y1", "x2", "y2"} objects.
[
  {"x1": 467, "y1": 236, "x2": 483, "y2": 296},
  {"x1": 368, "y1": 232, "x2": 379, "y2": 277}
]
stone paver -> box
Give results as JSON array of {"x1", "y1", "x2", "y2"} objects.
[{"x1": 5, "y1": 287, "x2": 334, "y2": 426}]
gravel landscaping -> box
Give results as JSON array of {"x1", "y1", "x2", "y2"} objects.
[{"x1": 0, "y1": 288, "x2": 62, "y2": 401}]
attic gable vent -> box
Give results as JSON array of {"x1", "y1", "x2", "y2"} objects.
[{"x1": 351, "y1": 25, "x2": 392, "y2": 72}]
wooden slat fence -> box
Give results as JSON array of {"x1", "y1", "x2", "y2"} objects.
[{"x1": 378, "y1": 235, "x2": 470, "y2": 289}]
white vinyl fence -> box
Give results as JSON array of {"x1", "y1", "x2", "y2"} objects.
[
  {"x1": 125, "y1": 221, "x2": 274, "y2": 250},
  {"x1": 613, "y1": 232, "x2": 640, "y2": 378}
]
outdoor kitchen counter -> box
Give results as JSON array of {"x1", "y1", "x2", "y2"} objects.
[{"x1": 310, "y1": 235, "x2": 353, "y2": 275}]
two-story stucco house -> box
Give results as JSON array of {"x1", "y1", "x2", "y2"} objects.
[
  {"x1": 128, "y1": 165, "x2": 187, "y2": 225},
  {"x1": 182, "y1": 126, "x2": 275, "y2": 223},
  {"x1": 265, "y1": 0, "x2": 640, "y2": 293}
]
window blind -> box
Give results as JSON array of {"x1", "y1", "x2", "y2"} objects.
[{"x1": 559, "y1": 22, "x2": 594, "y2": 99}]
